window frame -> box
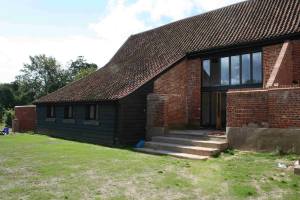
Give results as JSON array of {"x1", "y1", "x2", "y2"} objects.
[
  {"x1": 46, "y1": 105, "x2": 56, "y2": 118},
  {"x1": 201, "y1": 49, "x2": 263, "y2": 89},
  {"x1": 86, "y1": 104, "x2": 98, "y2": 120},
  {"x1": 64, "y1": 105, "x2": 74, "y2": 119}
]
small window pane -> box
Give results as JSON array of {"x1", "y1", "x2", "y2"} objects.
[
  {"x1": 202, "y1": 60, "x2": 210, "y2": 87},
  {"x1": 90, "y1": 105, "x2": 95, "y2": 120},
  {"x1": 47, "y1": 105, "x2": 55, "y2": 118},
  {"x1": 231, "y1": 55, "x2": 240, "y2": 85},
  {"x1": 68, "y1": 106, "x2": 73, "y2": 118},
  {"x1": 242, "y1": 54, "x2": 251, "y2": 84},
  {"x1": 221, "y1": 57, "x2": 229, "y2": 85},
  {"x1": 64, "y1": 106, "x2": 73, "y2": 119},
  {"x1": 253, "y1": 52, "x2": 262, "y2": 83}
]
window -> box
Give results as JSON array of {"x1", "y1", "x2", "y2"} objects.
[
  {"x1": 231, "y1": 55, "x2": 240, "y2": 85},
  {"x1": 46, "y1": 105, "x2": 55, "y2": 118},
  {"x1": 64, "y1": 105, "x2": 73, "y2": 119},
  {"x1": 242, "y1": 54, "x2": 251, "y2": 84},
  {"x1": 202, "y1": 60, "x2": 211, "y2": 87},
  {"x1": 220, "y1": 57, "x2": 229, "y2": 85},
  {"x1": 86, "y1": 105, "x2": 97, "y2": 120},
  {"x1": 202, "y1": 51, "x2": 262, "y2": 88},
  {"x1": 253, "y1": 52, "x2": 262, "y2": 83}
]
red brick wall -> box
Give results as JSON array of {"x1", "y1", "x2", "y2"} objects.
[
  {"x1": 268, "y1": 88, "x2": 300, "y2": 128},
  {"x1": 186, "y1": 58, "x2": 201, "y2": 126},
  {"x1": 273, "y1": 42, "x2": 294, "y2": 86},
  {"x1": 264, "y1": 39, "x2": 300, "y2": 87},
  {"x1": 227, "y1": 87, "x2": 300, "y2": 128},
  {"x1": 292, "y1": 40, "x2": 300, "y2": 82},
  {"x1": 263, "y1": 43, "x2": 282, "y2": 86},
  {"x1": 227, "y1": 90, "x2": 268, "y2": 127},
  {"x1": 153, "y1": 59, "x2": 188, "y2": 127},
  {"x1": 14, "y1": 106, "x2": 36, "y2": 132},
  {"x1": 151, "y1": 58, "x2": 201, "y2": 128}
]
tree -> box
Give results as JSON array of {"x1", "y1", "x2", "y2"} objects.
[
  {"x1": 68, "y1": 56, "x2": 97, "y2": 80},
  {"x1": 74, "y1": 67, "x2": 97, "y2": 80},
  {"x1": 0, "y1": 84, "x2": 15, "y2": 109},
  {"x1": 16, "y1": 55, "x2": 69, "y2": 100},
  {"x1": 3, "y1": 109, "x2": 15, "y2": 128}
]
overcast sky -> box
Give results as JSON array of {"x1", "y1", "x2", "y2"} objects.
[{"x1": 0, "y1": 0, "x2": 245, "y2": 83}]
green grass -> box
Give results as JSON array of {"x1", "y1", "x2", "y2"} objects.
[{"x1": 0, "y1": 134, "x2": 299, "y2": 200}]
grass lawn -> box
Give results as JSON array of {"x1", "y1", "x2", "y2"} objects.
[{"x1": 0, "y1": 134, "x2": 299, "y2": 200}]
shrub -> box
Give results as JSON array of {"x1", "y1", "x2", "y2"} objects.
[
  {"x1": 0, "y1": 104, "x2": 3, "y2": 122},
  {"x1": 3, "y1": 109, "x2": 15, "y2": 128}
]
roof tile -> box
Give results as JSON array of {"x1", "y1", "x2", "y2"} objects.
[{"x1": 35, "y1": 0, "x2": 300, "y2": 103}]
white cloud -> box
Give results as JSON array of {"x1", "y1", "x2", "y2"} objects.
[{"x1": 0, "y1": 0, "x2": 245, "y2": 83}]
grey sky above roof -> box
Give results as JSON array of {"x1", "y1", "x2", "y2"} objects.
[{"x1": 35, "y1": 0, "x2": 300, "y2": 103}]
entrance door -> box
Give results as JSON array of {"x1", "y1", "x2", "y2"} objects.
[{"x1": 201, "y1": 91, "x2": 226, "y2": 129}]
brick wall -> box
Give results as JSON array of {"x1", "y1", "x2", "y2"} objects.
[
  {"x1": 268, "y1": 88, "x2": 300, "y2": 128},
  {"x1": 151, "y1": 58, "x2": 201, "y2": 128},
  {"x1": 264, "y1": 39, "x2": 300, "y2": 87},
  {"x1": 263, "y1": 43, "x2": 282, "y2": 86},
  {"x1": 274, "y1": 42, "x2": 294, "y2": 85},
  {"x1": 186, "y1": 58, "x2": 201, "y2": 126},
  {"x1": 227, "y1": 87, "x2": 300, "y2": 128},
  {"x1": 227, "y1": 90, "x2": 268, "y2": 127},
  {"x1": 292, "y1": 40, "x2": 300, "y2": 82},
  {"x1": 14, "y1": 105, "x2": 36, "y2": 132},
  {"x1": 153, "y1": 59, "x2": 188, "y2": 127}
]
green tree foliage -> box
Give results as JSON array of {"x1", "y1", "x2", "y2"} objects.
[
  {"x1": 0, "y1": 84, "x2": 15, "y2": 109},
  {"x1": 68, "y1": 56, "x2": 97, "y2": 80},
  {"x1": 3, "y1": 109, "x2": 15, "y2": 128},
  {"x1": 16, "y1": 55, "x2": 69, "y2": 100},
  {"x1": 0, "y1": 104, "x2": 4, "y2": 122},
  {"x1": 0, "y1": 55, "x2": 98, "y2": 117},
  {"x1": 74, "y1": 67, "x2": 97, "y2": 80}
]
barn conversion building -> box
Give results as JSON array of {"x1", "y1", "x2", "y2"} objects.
[{"x1": 35, "y1": 0, "x2": 300, "y2": 155}]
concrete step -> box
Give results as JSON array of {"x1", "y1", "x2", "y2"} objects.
[
  {"x1": 152, "y1": 136, "x2": 228, "y2": 150},
  {"x1": 167, "y1": 131, "x2": 227, "y2": 142},
  {"x1": 144, "y1": 141, "x2": 220, "y2": 156},
  {"x1": 135, "y1": 148, "x2": 208, "y2": 160}
]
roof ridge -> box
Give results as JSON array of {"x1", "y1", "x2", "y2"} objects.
[{"x1": 131, "y1": 0, "x2": 249, "y2": 37}]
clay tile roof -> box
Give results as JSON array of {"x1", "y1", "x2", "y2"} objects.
[{"x1": 35, "y1": 0, "x2": 300, "y2": 103}]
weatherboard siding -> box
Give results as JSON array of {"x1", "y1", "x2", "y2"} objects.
[
  {"x1": 117, "y1": 82, "x2": 154, "y2": 145},
  {"x1": 36, "y1": 104, "x2": 116, "y2": 145}
]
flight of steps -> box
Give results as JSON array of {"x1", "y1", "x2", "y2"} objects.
[{"x1": 135, "y1": 130, "x2": 228, "y2": 160}]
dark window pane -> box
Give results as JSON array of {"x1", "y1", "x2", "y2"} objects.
[
  {"x1": 90, "y1": 105, "x2": 95, "y2": 120},
  {"x1": 253, "y1": 52, "x2": 262, "y2": 83},
  {"x1": 69, "y1": 106, "x2": 73, "y2": 118},
  {"x1": 47, "y1": 105, "x2": 55, "y2": 118},
  {"x1": 242, "y1": 54, "x2": 251, "y2": 84},
  {"x1": 64, "y1": 106, "x2": 73, "y2": 119},
  {"x1": 86, "y1": 105, "x2": 96, "y2": 120},
  {"x1": 221, "y1": 57, "x2": 229, "y2": 85},
  {"x1": 202, "y1": 60, "x2": 210, "y2": 87},
  {"x1": 231, "y1": 55, "x2": 240, "y2": 85}
]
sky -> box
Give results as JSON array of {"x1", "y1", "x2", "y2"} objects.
[{"x1": 0, "y1": 0, "x2": 245, "y2": 83}]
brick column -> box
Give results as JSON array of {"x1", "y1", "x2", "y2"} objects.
[{"x1": 186, "y1": 58, "x2": 201, "y2": 127}]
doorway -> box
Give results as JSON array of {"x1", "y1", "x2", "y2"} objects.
[{"x1": 201, "y1": 91, "x2": 226, "y2": 129}]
